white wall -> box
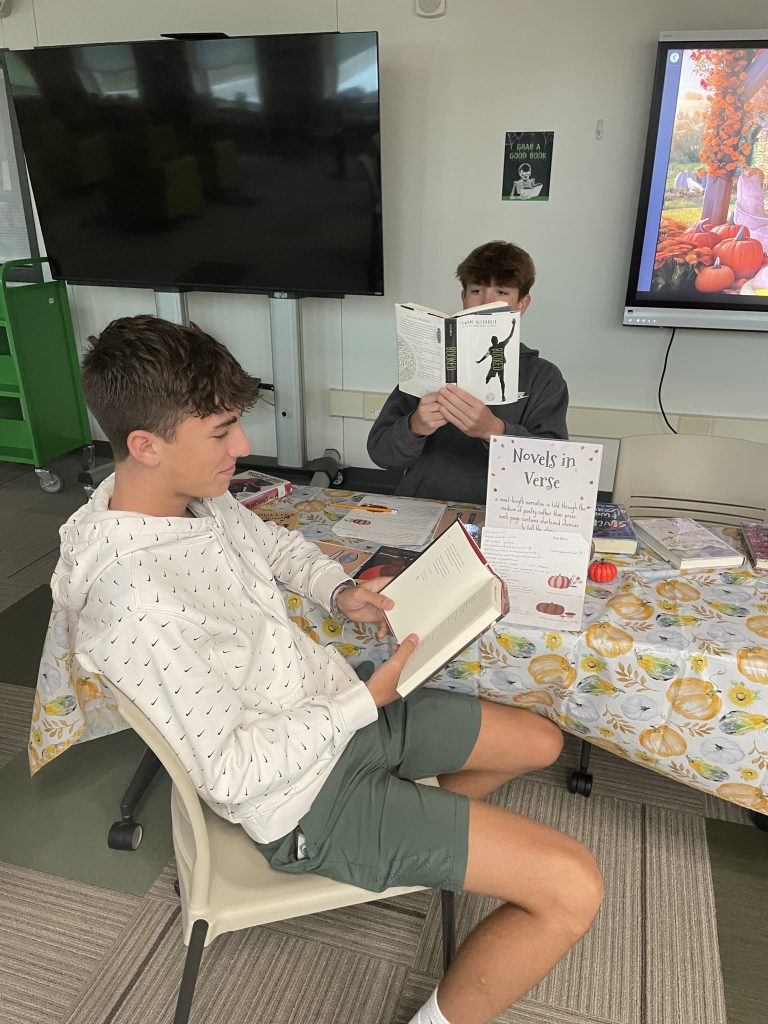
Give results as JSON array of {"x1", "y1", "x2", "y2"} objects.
[{"x1": 2, "y1": 0, "x2": 767, "y2": 468}]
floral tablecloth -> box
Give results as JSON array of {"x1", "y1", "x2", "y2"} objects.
[{"x1": 29, "y1": 486, "x2": 768, "y2": 817}]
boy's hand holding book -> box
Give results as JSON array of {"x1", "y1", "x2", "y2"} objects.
[
  {"x1": 436, "y1": 384, "x2": 505, "y2": 440},
  {"x1": 409, "y1": 393, "x2": 447, "y2": 437},
  {"x1": 366, "y1": 635, "x2": 420, "y2": 707},
  {"x1": 335, "y1": 577, "x2": 395, "y2": 638}
]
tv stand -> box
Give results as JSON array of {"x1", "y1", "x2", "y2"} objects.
[{"x1": 79, "y1": 289, "x2": 342, "y2": 492}]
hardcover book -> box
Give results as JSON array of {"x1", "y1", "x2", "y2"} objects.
[
  {"x1": 741, "y1": 521, "x2": 768, "y2": 570},
  {"x1": 633, "y1": 517, "x2": 744, "y2": 570},
  {"x1": 592, "y1": 502, "x2": 638, "y2": 555},
  {"x1": 396, "y1": 301, "x2": 520, "y2": 405},
  {"x1": 381, "y1": 521, "x2": 507, "y2": 698},
  {"x1": 228, "y1": 470, "x2": 293, "y2": 507}
]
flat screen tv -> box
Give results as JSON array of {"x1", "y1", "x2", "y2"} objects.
[
  {"x1": 5, "y1": 32, "x2": 383, "y2": 297},
  {"x1": 625, "y1": 29, "x2": 768, "y2": 331}
]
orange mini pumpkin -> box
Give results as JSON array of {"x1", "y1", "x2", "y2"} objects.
[
  {"x1": 584, "y1": 621, "x2": 634, "y2": 659},
  {"x1": 746, "y1": 615, "x2": 768, "y2": 640},
  {"x1": 639, "y1": 724, "x2": 687, "y2": 758},
  {"x1": 694, "y1": 257, "x2": 735, "y2": 293},
  {"x1": 656, "y1": 579, "x2": 700, "y2": 602},
  {"x1": 527, "y1": 654, "x2": 577, "y2": 689},
  {"x1": 588, "y1": 560, "x2": 617, "y2": 583},
  {"x1": 715, "y1": 782, "x2": 764, "y2": 809},
  {"x1": 511, "y1": 689, "x2": 556, "y2": 707},
  {"x1": 666, "y1": 677, "x2": 722, "y2": 720},
  {"x1": 736, "y1": 646, "x2": 768, "y2": 685},
  {"x1": 605, "y1": 593, "x2": 654, "y2": 621}
]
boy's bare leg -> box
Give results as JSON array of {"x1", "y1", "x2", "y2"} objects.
[
  {"x1": 437, "y1": 801, "x2": 603, "y2": 1024},
  {"x1": 439, "y1": 701, "x2": 563, "y2": 800}
]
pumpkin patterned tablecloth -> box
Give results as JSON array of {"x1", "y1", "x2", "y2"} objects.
[{"x1": 28, "y1": 487, "x2": 768, "y2": 818}]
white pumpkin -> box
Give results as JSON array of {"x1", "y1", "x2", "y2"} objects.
[
  {"x1": 621, "y1": 694, "x2": 659, "y2": 721},
  {"x1": 700, "y1": 736, "x2": 744, "y2": 765}
]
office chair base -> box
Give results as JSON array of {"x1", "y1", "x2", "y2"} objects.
[
  {"x1": 107, "y1": 745, "x2": 162, "y2": 850},
  {"x1": 107, "y1": 820, "x2": 144, "y2": 851}
]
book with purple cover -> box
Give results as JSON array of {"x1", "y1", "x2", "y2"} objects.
[{"x1": 741, "y1": 521, "x2": 768, "y2": 570}]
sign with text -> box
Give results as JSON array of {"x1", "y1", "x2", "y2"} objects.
[
  {"x1": 501, "y1": 131, "x2": 554, "y2": 201},
  {"x1": 482, "y1": 436, "x2": 602, "y2": 629}
]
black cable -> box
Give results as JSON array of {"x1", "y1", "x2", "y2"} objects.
[{"x1": 658, "y1": 327, "x2": 678, "y2": 434}]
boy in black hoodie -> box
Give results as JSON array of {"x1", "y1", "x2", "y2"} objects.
[{"x1": 368, "y1": 240, "x2": 568, "y2": 503}]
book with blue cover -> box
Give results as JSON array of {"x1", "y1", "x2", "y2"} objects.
[{"x1": 592, "y1": 502, "x2": 638, "y2": 555}]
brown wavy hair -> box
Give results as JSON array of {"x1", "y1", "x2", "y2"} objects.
[
  {"x1": 81, "y1": 315, "x2": 261, "y2": 460},
  {"x1": 456, "y1": 240, "x2": 536, "y2": 298}
]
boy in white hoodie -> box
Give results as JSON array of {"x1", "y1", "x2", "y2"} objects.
[{"x1": 57, "y1": 316, "x2": 602, "y2": 1024}]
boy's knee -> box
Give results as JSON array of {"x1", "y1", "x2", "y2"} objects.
[
  {"x1": 551, "y1": 845, "x2": 604, "y2": 938},
  {"x1": 531, "y1": 716, "x2": 564, "y2": 768}
]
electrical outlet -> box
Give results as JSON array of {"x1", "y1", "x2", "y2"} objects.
[
  {"x1": 363, "y1": 392, "x2": 386, "y2": 420},
  {"x1": 677, "y1": 415, "x2": 714, "y2": 435}
]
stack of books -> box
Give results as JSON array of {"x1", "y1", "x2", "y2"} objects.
[
  {"x1": 632, "y1": 517, "x2": 744, "y2": 570},
  {"x1": 228, "y1": 470, "x2": 293, "y2": 508}
]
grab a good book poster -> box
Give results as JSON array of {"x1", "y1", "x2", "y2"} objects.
[
  {"x1": 481, "y1": 436, "x2": 601, "y2": 629},
  {"x1": 502, "y1": 131, "x2": 554, "y2": 201}
]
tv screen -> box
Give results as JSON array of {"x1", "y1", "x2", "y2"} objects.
[
  {"x1": 625, "y1": 32, "x2": 768, "y2": 330},
  {"x1": 6, "y1": 32, "x2": 383, "y2": 297}
]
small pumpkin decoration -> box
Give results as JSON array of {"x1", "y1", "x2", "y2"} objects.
[
  {"x1": 694, "y1": 257, "x2": 735, "y2": 293},
  {"x1": 683, "y1": 219, "x2": 721, "y2": 249},
  {"x1": 712, "y1": 225, "x2": 764, "y2": 279},
  {"x1": 656, "y1": 579, "x2": 700, "y2": 603},
  {"x1": 639, "y1": 724, "x2": 687, "y2": 758},
  {"x1": 536, "y1": 601, "x2": 565, "y2": 615},
  {"x1": 527, "y1": 653, "x2": 577, "y2": 688},
  {"x1": 605, "y1": 592, "x2": 654, "y2": 621},
  {"x1": 588, "y1": 560, "x2": 617, "y2": 583},
  {"x1": 511, "y1": 689, "x2": 555, "y2": 707},
  {"x1": 746, "y1": 615, "x2": 768, "y2": 640},
  {"x1": 666, "y1": 677, "x2": 722, "y2": 720},
  {"x1": 715, "y1": 782, "x2": 764, "y2": 809},
  {"x1": 736, "y1": 646, "x2": 768, "y2": 685},
  {"x1": 548, "y1": 574, "x2": 571, "y2": 590},
  {"x1": 710, "y1": 217, "x2": 748, "y2": 240},
  {"x1": 584, "y1": 621, "x2": 634, "y2": 659}
]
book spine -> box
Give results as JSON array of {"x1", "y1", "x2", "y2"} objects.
[{"x1": 444, "y1": 317, "x2": 457, "y2": 384}]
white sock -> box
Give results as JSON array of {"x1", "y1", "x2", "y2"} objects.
[{"x1": 406, "y1": 987, "x2": 451, "y2": 1024}]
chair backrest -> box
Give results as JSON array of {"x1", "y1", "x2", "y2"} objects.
[
  {"x1": 612, "y1": 434, "x2": 768, "y2": 526},
  {"x1": 103, "y1": 680, "x2": 213, "y2": 908}
]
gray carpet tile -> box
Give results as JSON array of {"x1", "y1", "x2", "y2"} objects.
[
  {"x1": 414, "y1": 780, "x2": 642, "y2": 1024},
  {"x1": 0, "y1": 462, "x2": 31, "y2": 486},
  {"x1": 6, "y1": 548, "x2": 60, "y2": 587},
  {"x1": 0, "y1": 581, "x2": 34, "y2": 615},
  {"x1": 644, "y1": 806, "x2": 727, "y2": 1024},
  {"x1": 0, "y1": 682, "x2": 34, "y2": 769},
  {"x1": 0, "y1": 862, "x2": 140, "y2": 1024},
  {"x1": 64, "y1": 895, "x2": 410, "y2": 1024},
  {"x1": 144, "y1": 856, "x2": 180, "y2": 906},
  {"x1": 703, "y1": 792, "x2": 754, "y2": 826}
]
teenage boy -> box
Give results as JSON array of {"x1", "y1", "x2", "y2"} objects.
[
  {"x1": 53, "y1": 315, "x2": 601, "y2": 1024},
  {"x1": 368, "y1": 240, "x2": 569, "y2": 503}
]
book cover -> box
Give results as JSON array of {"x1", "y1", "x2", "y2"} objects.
[
  {"x1": 312, "y1": 541, "x2": 373, "y2": 575},
  {"x1": 433, "y1": 506, "x2": 485, "y2": 544},
  {"x1": 396, "y1": 301, "x2": 520, "y2": 405},
  {"x1": 592, "y1": 502, "x2": 638, "y2": 555},
  {"x1": 229, "y1": 470, "x2": 293, "y2": 508},
  {"x1": 355, "y1": 545, "x2": 419, "y2": 582},
  {"x1": 740, "y1": 521, "x2": 768, "y2": 570},
  {"x1": 633, "y1": 517, "x2": 744, "y2": 570}
]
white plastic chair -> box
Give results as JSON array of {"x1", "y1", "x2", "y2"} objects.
[
  {"x1": 612, "y1": 434, "x2": 768, "y2": 526},
  {"x1": 105, "y1": 680, "x2": 456, "y2": 1024}
]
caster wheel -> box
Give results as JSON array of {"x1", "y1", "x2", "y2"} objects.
[
  {"x1": 107, "y1": 820, "x2": 144, "y2": 850},
  {"x1": 36, "y1": 468, "x2": 64, "y2": 493},
  {"x1": 173, "y1": 878, "x2": 181, "y2": 896},
  {"x1": 568, "y1": 770, "x2": 593, "y2": 797},
  {"x1": 332, "y1": 471, "x2": 344, "y2": 486},
  {"x1": 750, "y1": 810, "x2": 768, "y2": 832}
]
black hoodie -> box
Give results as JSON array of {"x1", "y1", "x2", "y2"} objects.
[{"x1": 367, "y1": 343, "x2": 568, "y2": 504}]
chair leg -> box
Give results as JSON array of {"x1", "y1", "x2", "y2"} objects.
[
  {"x1": 440, "y1": 890, "x2": 456, "y2": 971},
  {"x1": 173, "y1": 919, "x2": 208, "y2": 1024},
  {"x1": 107, "y1": 744, "x2": 163, "y2": 850}
]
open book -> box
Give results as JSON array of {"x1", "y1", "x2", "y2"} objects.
[
  {"x1": 381, "y1": 520, "x2": 507, "y2": 697},
  {"x1": 396, "y1": 300, "x2": 520, "y2": 405},
  {"x1": 633, "y1": 517, "x2": 744, "y2": 570}
]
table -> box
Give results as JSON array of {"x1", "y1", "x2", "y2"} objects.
[{"x1": 29, "y1": 486, "x2": 768, "y2": 817}]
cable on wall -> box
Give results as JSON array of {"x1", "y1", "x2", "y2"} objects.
[{"x1": 658, "y1": 327, "x2": 678, "y2": 434}]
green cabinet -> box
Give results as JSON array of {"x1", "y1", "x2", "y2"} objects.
[{"x1": 0, "y1": 258, "x2": 91, "y2": 482}]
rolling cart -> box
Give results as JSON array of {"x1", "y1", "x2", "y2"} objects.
[{"x1": 0, "y1": 257, "x2": 92, "y2": 491}]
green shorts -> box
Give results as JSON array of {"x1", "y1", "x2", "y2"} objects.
[{"x1": 256, "y1": 689, "x2": 481, "y2": 893}]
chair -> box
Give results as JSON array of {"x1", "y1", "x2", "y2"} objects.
[
  {"x1": 612, "y1": 433, "x2": 768, "y2": 527},
  {"x1": 105, "y1": 680, "x2": 456, "y2": 1024}
]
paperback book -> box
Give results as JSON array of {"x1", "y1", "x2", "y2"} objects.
[
  {"x1": 592, "y1": 502, "x2": 638, "y2": 555},
  {"x1": 740, "y1": 521, "x2": 768, "y2": 571},
  {"x1": 229, "y1": 470, "x2": 293, "y2": 507},
  {"x1": 633, "y1": 517, "x2": 744, "y2": 570},
  {"x1": 396, "y1": 300, "x2": 520, "y2": 405},
  {"x1": 381, "y1": 520, "x2": 507, "y2": 698}
]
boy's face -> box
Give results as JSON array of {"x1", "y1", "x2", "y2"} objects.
[
  {"x1": 462, "y1": 279, "x2": 531, "y2": 313},
  {"x1": 154, "y1": 409, "x2": 251, "y2": 500}
]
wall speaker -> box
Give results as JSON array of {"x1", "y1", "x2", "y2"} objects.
[
  {"x1": 0, "y1": 0, "x2": 13, "y2": 18},
  {"x1": 415, "y1": 0, "x2": 446, "y2": 17}
]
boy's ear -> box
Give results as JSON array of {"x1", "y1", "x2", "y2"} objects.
[
  {"x1": 518, "y1": 294, "x2": 531, "y2": 314},
  {"x1": 125, "y1": 429, "x2": 163, "y2": 467}
]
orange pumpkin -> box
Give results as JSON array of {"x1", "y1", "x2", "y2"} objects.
[
  {"x1": 666, "y1": 677, "x2": 722, "y2": 720},
  {"x1": 712, "y1": 226, "x2": 764, "y2": 278},
  {"x1": 511, "y1": 689, "x2": 555, "y2": 707},
  {"x1": 639, "y1": 724, "x2": 687, "y2": 757},
  {"x1": 605, "y1": 593, "x2": 654, "y2": 621},
  {"x1": 694, "y1": 257, "x2": 735, "y2": 293},
  {"x1": 711, "y1": 220, "x2": 749, "y2": 240},
  {"x1": 588, "y1": 560, "x2": 618, "y2": 583},
  {"x1": 584, "y1": 621, "x2": 634, "y2": 659},
  {"x1": 656, "y1": 579, "x2": 700, "y2": 602},
  {"x1": 736, "y1": 647, "x2": 768, "y2": 685},
  {"x1": 715, "y1": 782, "x2": 764, "y2": 809},
  {"x1": 746, "y1": 615, "x2": 768, "y2": 640},
  {"x1": 684, "y1": 219, "x2": 721, "y2": 248},
  {"x1": 527, "y1": 654, "x2": 577, "y2": 689}
]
